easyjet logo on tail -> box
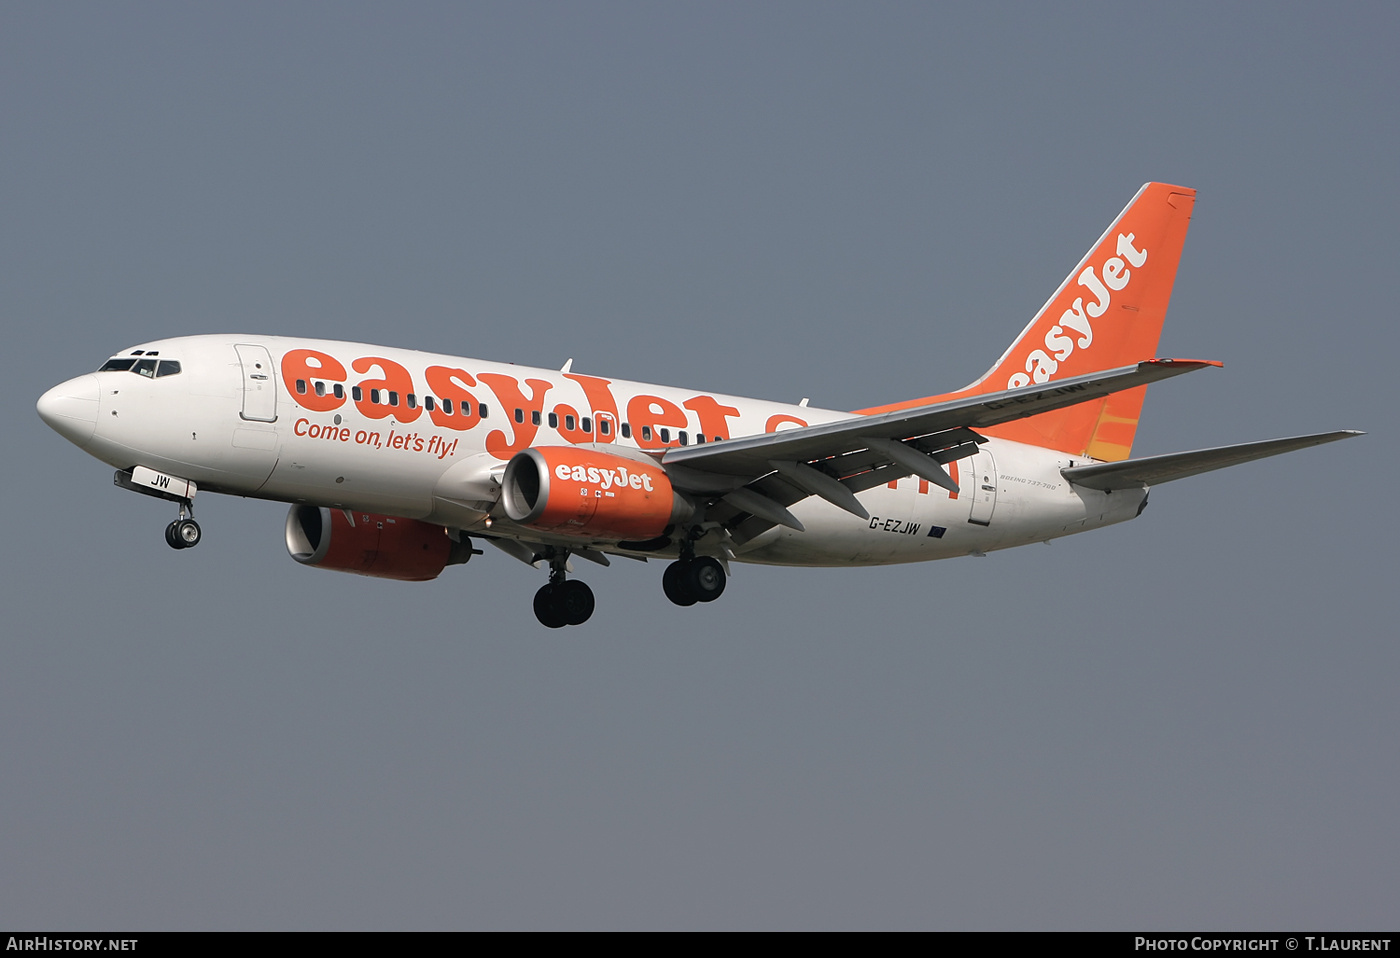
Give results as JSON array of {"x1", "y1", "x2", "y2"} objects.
[{"x1": 1007, "y1": 232, "x2": 1148, "y2": 389}]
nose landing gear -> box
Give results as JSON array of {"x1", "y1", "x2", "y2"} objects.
[
  {"x1": 164, "y1": 502, "x2": 201, "y2": 550},
  {"x1": 165, "y1": 517, "x2": 202, "y2": 549},
  {"x1": 533, "y1": 549, "x2": 595, "y2": 628},
  {"x1": 112, "y1": 467, "x2": 203, "y2": 552}
]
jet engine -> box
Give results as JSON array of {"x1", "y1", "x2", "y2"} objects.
[
  {"x1": 285, "y1": 505, "x2": 472, "y2": 581},
  {"x1": 501, "y1": 446, "x2": 692, "y2": 540}
]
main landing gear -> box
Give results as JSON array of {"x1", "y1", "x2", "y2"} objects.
[
  {"x1": 533, "y1": 550, "x2": 594, "y2": 628},
  {"x1": 527, "y1": 539, "x2": 728, "y2": 626},
  {"x1": 164, "y1": 503, "x2": 201, "y2": 550},
  {"x1": 662, "y1": 555, "x2": 727, "y2": 607}
]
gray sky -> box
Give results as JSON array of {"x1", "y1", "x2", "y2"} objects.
[{"x1": 3, "y1": 2, "x2": 1395, "y2": 930}]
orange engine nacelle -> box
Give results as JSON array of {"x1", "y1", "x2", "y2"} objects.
[
  {"x1": 285, "y1": 506, "x2": 471, "y2": 581},
  {"x1": 501, "y1": 446, "x2": 691, "y2": 541}
]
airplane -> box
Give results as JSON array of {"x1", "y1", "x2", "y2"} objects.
[{"x1": 36, "y1": 182, "x2": 1360, "y2": 627}]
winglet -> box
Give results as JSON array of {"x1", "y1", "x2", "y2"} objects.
[{"x1": 1149, "y1": 358, "x2": 1223, "y2": 369}]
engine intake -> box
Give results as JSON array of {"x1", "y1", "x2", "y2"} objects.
[
  {"x1": 285, "y1": 505, "x2": 472, "y2": 581},
  {"x1": 501, "y1": 446, "x2": 691, "y2": 540}
]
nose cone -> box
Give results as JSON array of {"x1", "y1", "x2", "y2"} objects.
[{"x1": 37, "y1": 374, "x2": 101, "y2": 446}]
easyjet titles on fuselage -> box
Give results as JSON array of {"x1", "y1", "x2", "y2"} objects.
[{"x1": 279, "y1": 347, "x2": 800, "y2": 462}]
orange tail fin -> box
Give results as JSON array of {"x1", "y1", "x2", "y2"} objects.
[
  {"x1": 975, "y1": 182, "x2": 1196, "y2": 459},
  {"x1": 862, "y1": 183, "x2": 1196, "y2": 460}
]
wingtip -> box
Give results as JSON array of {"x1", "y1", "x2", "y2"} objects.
[{"x1": 1148, "y1": 358, "x2": 1225, "y2": 368}]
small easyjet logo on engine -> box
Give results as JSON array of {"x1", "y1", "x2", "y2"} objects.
[
  {"x1": 554, "y1": 462, "x2": 655, "y2": 492},
  {"x1": 1006, "y1": 232, "x2": 1148, "y2": 389}
]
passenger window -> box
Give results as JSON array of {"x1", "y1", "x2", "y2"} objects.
[
  {"x1": 388, "y1": 391, "x2": 399, "y2": 407},
  {"x1": 658, "y1": 428, "x2": 670, "y2": 443},
  {"x1": 531, "y1": 410, "x2": 541, "y2": 426},
  {"x1": 479, "y1": 403, "x2": 489, "y2": 418},
  {"x1": 678, "y1": 431, "x2": 687, "y2": 446},
  {"x1": 641, "y1": 425, "x2": 652, "y2": 442},
  {"x1": 696, "y1": 434, "x2": 706, "y2": 443},
  {"x1": 514, "y1": 408, "x2": 524, "y2": 424},
  {"x1": 582, "y1": 417, "x2": 592, "y2": 433},
  {"x1": 370, "y1": 389, "x2": 381, "y2": 404},
  {"x1": 156, "y1": 360, "x2": 182, "y2": 378},
  {"x1": 407, "y1": 394, "x2": 417, "y2": 409},
  {"x1": 296, "y1": 379, "x2": 308, "y2": 394},
  {"x1": 621, "y1": 423, "x2": 631, "y2": 439},
  {"x1": 548, "y1": 412, "x2": 558, "y2": 429},
  {"x1": 314, "y1": 381, "x2": 326, "y2": 397},
  {"x1": 599, "y1": 419, "x2": 611, "y2": 436},
  {"x1": 333, "y1": 383, "x2": 344, "y2": 399},
  {"x1": 424, "y1": 396, "x2": 435, "y2": 411},
  {"x1": 442, "y1": 398, "x2": 454, "y2": 415},
  {"x1": 565, "y1": 415, "x2": 576, "y2": 431},
  {"x1": 352, "y1": 386, "x2": 363, "y2": 401}
]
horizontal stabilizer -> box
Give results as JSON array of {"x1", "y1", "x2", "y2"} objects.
[{"x1": 1060, "y1": 430, "x2": 1364, "y2": 491}]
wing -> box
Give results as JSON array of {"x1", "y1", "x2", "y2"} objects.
[
  {"x1": 659, "y1": 358, "x2": 1218, "y2": 545},
  {"x1": 1060, "y1": 430, "x2": 1364, "y2": 491}
]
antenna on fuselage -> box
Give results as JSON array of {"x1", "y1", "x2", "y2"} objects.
[{"x1": 560, "y1": 358, "x2": 574, "y2": 373}]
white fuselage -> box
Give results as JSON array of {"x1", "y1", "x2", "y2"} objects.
[{"x1": 41, "y1": 334, "x2": 1145, "y2": 565}]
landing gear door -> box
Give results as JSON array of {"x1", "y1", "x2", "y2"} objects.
[
  {"x1": 235, "y1": 344, "x2": 278, "y2": 422},
  {"x1": 967, "y1": 449, "x2": 998, "y2": 526}
]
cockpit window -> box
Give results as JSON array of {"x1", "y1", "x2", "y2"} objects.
[{"x1": 100, "y1": 357, "x2": 182, "y2": 377}]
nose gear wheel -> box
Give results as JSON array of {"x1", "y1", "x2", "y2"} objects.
[{"x1": 165, "y1": 517, "x2": 201, "y2": 549}]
